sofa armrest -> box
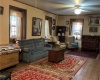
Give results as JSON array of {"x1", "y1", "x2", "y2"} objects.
[{"x1": 45, "y1": 44, "x2": 52, "y2": 48}]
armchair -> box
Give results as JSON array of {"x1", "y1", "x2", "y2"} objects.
[
  {"x1": 66, "y1": 36, "x2": 78, "y2": 49},
  {"x1": 50, "y1": 36, "x2": 66, "y2": 48},
  {"x1": 50, "y1": 36, "x2": 60, "y2": 45}
]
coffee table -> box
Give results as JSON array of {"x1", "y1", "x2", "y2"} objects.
[{"x1": 48, "y1": 45, "x2": 66, "y2": 63}]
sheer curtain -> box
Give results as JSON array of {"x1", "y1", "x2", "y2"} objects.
[
  {"x1": 71, "y1": 22, "x2": 82, "y2": 40},
  {"x1": 10, "y1": 10, "x2": 22, "y2": 40},
  {"x1": 45, "y1": 20, "x2": 51, "y2": 39}
]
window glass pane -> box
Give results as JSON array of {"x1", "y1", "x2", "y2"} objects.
[
  {"x1": 72, "y1": 22, "x2": 82, "y2": 40},
  {"x1": 12, "y1": 27, "x2": 15, "y2": 31},
  {"x1": 14, "y1": 27, "x2": 16, "y2": 32},
  {"x1": 12, "y1": 32, "x2": 15, "y2": 35}
]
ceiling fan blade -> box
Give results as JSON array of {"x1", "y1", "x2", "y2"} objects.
[
  {"x1": 54, "y1": 8, "x2": 75, "y2": 12},
  {"x1": 81, "y1": 9, "x2": 91, "y2": 12},
  {"x1": 54, "y1": 7, "x2": 75, "y2": 11},
  {"x1": 80, "y1": 5, "x2": 100, "y2": 8},
  {"x1": 38, "y1": 0, "x2": 74, "y2": 8}
]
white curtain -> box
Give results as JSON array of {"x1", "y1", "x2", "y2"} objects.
[
  {"x1": 10, "y1": 10, "x2": 22, "y2": 40},
  {"x1": 71, "y1": 22, "x2": 82, "y2": 40},
  {"x1": 45, "y1": 20, "x2": 51, "y2": 39}
]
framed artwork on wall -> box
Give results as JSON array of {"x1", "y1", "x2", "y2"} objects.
[
  {"x1": 89, "y1": 17, "x2": 100, "y2": 25},
  {"x1": 66, "y1": 21, "x2": 69, "y2": 25},
  {"x1": 53, "y1": 19, "x2": 56, "y2": 25},
  {"x1": 32, "y1": 17, "x2": 42, "y2": 36},
  {"x1": 0, "y1": 6, "x2": 4, "y2": 15},
  {"x1": 52, "y1": 26, "x2": 55, "y2": 30},
  {"x1": 89, "y1": 26, "x2": 98, "y2": 32},
  {"x1": 66, "y1": 27, "x2": 69, "y2": 32}
]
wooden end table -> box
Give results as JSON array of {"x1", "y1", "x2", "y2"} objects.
[{"x1": 48, "y1": 45, "x2": 65, "y2": 63}]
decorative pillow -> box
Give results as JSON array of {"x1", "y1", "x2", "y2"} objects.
[{"x1": 71, "y1": 42, "x2": 78, "y2": 47}]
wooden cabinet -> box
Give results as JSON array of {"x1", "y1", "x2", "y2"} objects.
[
  {"x1": 48, "y1": 50, "x2": 64, "y2": 62},
  {"x1": 48, "y1": 46, "x2": 65, "y2": 63},
  {"x1": 56, "y1": 26, "x2": 66, "y2": 42},
  {"x1": 82, "y1": 35, "x2": 100, "y2": 52},
  {"x1": 0, "y1": 52, "x2": 19, "y2": 70}
]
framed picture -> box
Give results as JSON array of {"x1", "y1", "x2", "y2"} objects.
[
  {"x1": 32, "y1": 17, "x2": 42, "y2": 36},
  {"x1": 89, "y1": 17, "x2": 100, "y2": 25},
  {"x1": 52, "y1": 26, "x2": 55, "y2": 30},
  {"x1": 53, "y1": 19, "x2": 56, "y2": 25},
  {"x1": 89, "y1": 27, "x2": 98, "y2": 32},
  {"x1": 0, "y1": 6, "x2": 4, "y2": 15},
  {"x1": 66, "y1": 27, "x2": 69, "y2": 32},
  {"x1": 66, "y1": 21, "x2": 69, "y2": 25}
]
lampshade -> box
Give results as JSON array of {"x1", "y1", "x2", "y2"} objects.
[{"x1": 74, "y1": 8, "x2": 82, "y2": 14}]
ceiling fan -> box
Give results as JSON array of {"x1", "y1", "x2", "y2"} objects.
[
  {"x1": 37, "y1": 0, "x2": 100, "y2": 15},
  {"x1": 50, "y1": 3, "x2": 93, "y2": 15},
  {"x1": 17, "y1": 0, "x2": 100, "y2": 15}
]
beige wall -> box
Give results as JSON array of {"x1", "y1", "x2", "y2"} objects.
[
  {"x1": 0, "y1": 0, "x2": 57, "y2": 45},
  {"x1": 57, "y1": 15, "x2": 100, "y2": 48},
  {"x1": 57, "y1": 15, "x2": 100, "y2": 36}
]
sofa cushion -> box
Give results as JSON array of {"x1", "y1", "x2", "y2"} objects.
[
  {"x1": 18, "y1": 39, "x2": 35, "y2": 49},
  {"x1": 31, "y1": 47, "x2": 47, "y2": 55},
  {"x1": 70, "y1": 42, "x2": 78, "y2": 47},
  {"x1": 23, "y1": 48, "x2": 36, "y2": 52},
  {"x1": 34, "y1": 38, "x2": 45, "y2": 49}
]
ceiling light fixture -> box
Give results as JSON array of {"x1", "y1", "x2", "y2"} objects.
[{"x1": 74, "y1": 8, "x2": 82, "y2": 14}]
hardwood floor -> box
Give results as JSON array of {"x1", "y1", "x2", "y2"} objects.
[
  {"x1": 2, "y1": 53, "x2": 100, "y2": 80},
  {"x1": 74, "y1": 58, "x2": 100, "y2": 80}
]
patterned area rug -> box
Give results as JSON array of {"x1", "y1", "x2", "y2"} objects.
[
  {"x1": 32, "y1": 55, "x2": 87, "y2": 76},
  {"x1": 11, "y1": 65, "x2": 71, "y2": 80}
]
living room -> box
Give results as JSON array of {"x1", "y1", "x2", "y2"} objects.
[{"x1": 0, "y1": 0, "x2": 100, "y2": 80}]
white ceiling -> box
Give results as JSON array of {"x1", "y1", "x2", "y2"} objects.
[{"x1": 17, "y1": 0, "x2": 100, "y2": 15}]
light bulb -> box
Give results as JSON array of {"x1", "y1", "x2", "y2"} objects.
[{"x1": 74, "y1": 8, "x2": 82, "y2": 14}]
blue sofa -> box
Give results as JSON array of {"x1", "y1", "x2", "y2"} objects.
[{"x1": 18, "y1": 38, "x2": 52, "y2": 62}]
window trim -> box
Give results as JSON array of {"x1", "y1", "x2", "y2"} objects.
[{"x1": 9, "y1": 5, "x2": 27, "y2": 43}]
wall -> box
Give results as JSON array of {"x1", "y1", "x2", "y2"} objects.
[
  {"x1": 57, "y1": 15, "x2": 100, "y2": 48},
  {"x1": 45, "y1": 12, "x2": 57, "y2": 36},
  {"x1": 0, "y1": 0, "x2": 57, "y2": 45}
]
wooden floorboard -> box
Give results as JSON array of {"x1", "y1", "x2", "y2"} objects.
[
  {"x1": 74, "y1": 58, "x2": 100, "y2": 80},
  {"x1": 1, "y1": 53, "x2": 100, "y2": 80}
]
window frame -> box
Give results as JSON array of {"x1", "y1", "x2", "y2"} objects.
[{"x1": 9, "y1": 5, "x2": 27, "y2": 43}]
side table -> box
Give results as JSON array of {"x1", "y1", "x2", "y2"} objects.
[{"x1": 48, "y1": 45, "x2": 65, "y2": 63}]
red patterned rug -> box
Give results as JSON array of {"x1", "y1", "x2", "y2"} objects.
[
  {"x1": 11, "y1": 65, "x2": 71, "y2": 80},
  {"x1": 32, "y1": 55, "x2": 87, "y2": 76}
]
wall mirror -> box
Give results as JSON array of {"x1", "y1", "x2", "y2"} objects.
[{"x1": 32, "y1": 17, "x2": 42, "y2": 36}]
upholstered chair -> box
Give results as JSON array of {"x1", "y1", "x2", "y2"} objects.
[
  {"x1": 51, "y1": 36, "x2": 66, "y2": 48},
  {"x1": 66, "y1": 36, "x2": 78, "y2": 49}
]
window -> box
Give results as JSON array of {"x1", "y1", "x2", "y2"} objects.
[
  {"x1": 71, "y1": 22, "x2": 82, "y2": 40},
  {"x1": 9, "y1": 6, "x2": 27, "y2": 43},
  {"x1": 70, "y1": 19, "x2": 84, "y2": 40},
  {"x1": 10, "y1": 16, "x2": 17, "y2": 37},
  {"x1": 10, "y1": 10, "x2": 22, "y2": 40}
]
